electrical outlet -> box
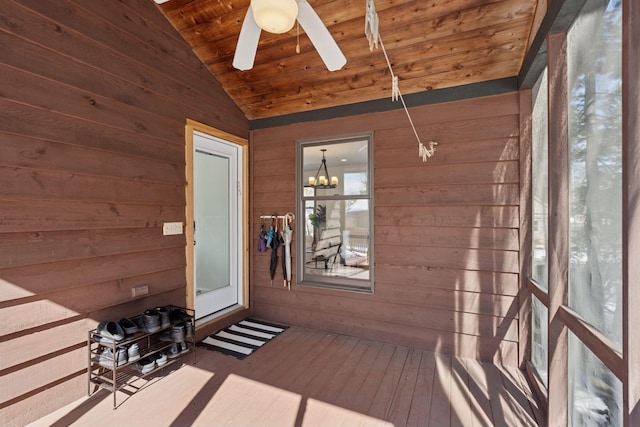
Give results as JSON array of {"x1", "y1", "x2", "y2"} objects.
[{"x1": 163, "y1": 222, "x2": 183, "y2": 235}]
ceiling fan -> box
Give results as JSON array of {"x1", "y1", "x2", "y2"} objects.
[{"x1": 232, "y1": 0, "x2": 347, "y2": 72}]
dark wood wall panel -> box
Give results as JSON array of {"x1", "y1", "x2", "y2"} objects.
[
  {"x1": 1, "y1": 229, "x2": 184, "y2": 269},
  {"x1": 376, "y1": 225, "x2": 519, "y2": 251},
  {"x1": 0, "y1": 0, "x2": 247, "y2": 424},
  {"x1": 1, "y1": 200, "x2": 185, "y2": 232},
  {"x1": 375, "y1": 137, "x2": 520, "y2": 167},
  {"x1": 1, "y1": 247, "x2": 186, "y2": 307},
  {"x1": 374, "y1": 265, "x2": 520, "y2": 295},
  {"x1": 0, "y1": 166, "x2": 184, "y2": 205},
  {"x1": 0, "y1": 99, "x2": 184, "y2": 162},
  {"x1": 254, "y1": 300, "x2": 518, "y2": 364},
  {"x1": 250, "y1": 92, "x2": 523, "y2": 366},
  {"x1": 2, "y1": 134, "x2": 184, "y2": 184},
  {"x1": 375, "y1": 205, "x2": 520, "y2": 228},
  {"x1": 254, "y1": 288, "x2": 519, "y2": 342}
]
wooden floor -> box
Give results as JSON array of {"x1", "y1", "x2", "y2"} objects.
[{"x1": 29, "y1": 325, "x2": 545, "y2": 427}]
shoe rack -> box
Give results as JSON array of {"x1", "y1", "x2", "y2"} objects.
[{"x1": 87, "y1": 305, "x2": 196, "y2": 409}]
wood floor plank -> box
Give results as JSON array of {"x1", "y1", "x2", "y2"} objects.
[
  {"x1": 231, "y1": 327, "x2": 303, "y2": 381},
  {"x1": 406, "y1": 350, "x2": 436, "y2": 427},
  {"x1": 287, "y1": 334, "x2": 351, "y2": 394},
  {"x1": 504, "y1": 364, "x2": 547, "y2": 426},
  {"x1": 332, "y1": 339, "x2": 385, "y2": 408},
  {"x1": 386, "y1": 347, "x2": 422, "y2": 425},
  {"x1": 272, "y1": 331, "x2": 339, "y2": 390},
  {"x1": 249, "y1": 328, "x2": 325, "y2": 384},
  {"x1": 305, "y1": 341, "x2": 382, "y2": 427},
  {"x1": 28, "y1": 325, "x2": 544, "y2": 427},
  {"x1": 484, "y1": 362, "x2": 524, "y2": 427},
  {"x1": 461, "y1": 357, "x2": 495, "y2": 427},
  {"x1": 347, "y1": 342, "x2": 397, "y2": 415},
  {"x1": 239, "y1": 325, "x2": 307, "y2": 376},
  {"x1": 496, "y1": 364, "x2": 539, "y2": 427},
  {"x1": 314, "y1": 338, "x2": 370, "y2": 404},
  {"x1": 303, "y1": 336, "x2": 361, "y2": 399},
  {"x1": 428, "y1": 352, "x2": 452, "y2": 426},
  {"x1": 282, "y1": 336, "x2": 360, "y2": 427},
  {"x1": 367, "y1": 345, "x2": 411, "y2": 420},
  {"x1": 450, "y1": 357, "x2": 473, "y2": 427}
]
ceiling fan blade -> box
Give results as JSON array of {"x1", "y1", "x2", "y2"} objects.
[
  {"x1": 296, "y1": 0, "x2": 346, "y2": 71},
  {"x1": 232, "y1": 6, "x2": 261, "y2": 71}
]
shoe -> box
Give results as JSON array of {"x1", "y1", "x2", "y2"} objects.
[
  {"x1": 170, "y1": 325, "x2": 185, "y2": 343},
  {"x1": 116, "y1": 347, "x2": 128, "y2": 366},
  {"x1": 127, "y1": 343, "x2": 140, "y2": 362},
  {"x1": 158, "y1": 331, "x2": 173, "y2": 342},
  {"x1": 170, "y1": 308, "x2": 192, "y2": 325},
  {"x1": 154, "y1": 351, "x2": 168, "y2": 367},
  {"x1": 96, "y1": 347, "x2": 116, "y2": 369},
  {"x1": 167, "y1": 343, "x2": 180, "y2": 359},
  {"x1": 155, "y1": 306, "x2": 171, "y2": 329},
  {"x1": 96, "y1": 321, "x2": 125, "y2": 343},
  {"x1": 179, "y1": 341, "x2": 189, "y2": 354},
  {"x1": 141, "y1": 309, "x2": 161, "y2": 334},
  {"x1": 135, "y1": 357, "x2": 155, "y2": 374},
  {"x1": 184, "y1": 321, "x2": 194, "y2": 338},
  {"x1": 119, "y1": 318, "x2": 139, "y2": 336}
]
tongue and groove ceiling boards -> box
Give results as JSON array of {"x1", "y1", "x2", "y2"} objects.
[{"x1": 154, "y1": 0, "x2": 541, "y2": 120}]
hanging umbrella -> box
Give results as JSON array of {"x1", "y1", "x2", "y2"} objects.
[
  {"x1": 269, "y1": 224, "x2": 280, "y2": 286},
  {"x1": 265, "y1": 221, "x2": 275, "y2": 248},
  {"x1": 257, "y1": 223, "x2": 267, "y2": 252},
  {"x1": 282, "y1": 223, "x2": 293, "y2": 290},
  {"x1": 280, "y1": 230, "x2": 287, "y2": 288}
]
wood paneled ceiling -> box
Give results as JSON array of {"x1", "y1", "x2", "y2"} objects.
[{"x1": 155, "y1": 0, "x2": 541, "y2": 120}]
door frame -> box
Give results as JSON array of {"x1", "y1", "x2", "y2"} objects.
[{"x1": 185, "y1": 119, "x2": 249, "y2": 326}]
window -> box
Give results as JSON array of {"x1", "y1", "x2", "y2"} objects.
[
  {"x1": 525, "y1": 0, "x2": 632, "y2": 423},
  {"x1": 531, "y1": 297, "x2": 548, "y2": 387},
  {"x1": 532, "y1": 69, "x2": 549, "y2": 289},
  {"x1": 567, "y1": 0, "x2": 623, "y2": 346},
  {"x1": 568, "y1": 332, "x2": 622, "y2": 426},
  {"x1": 530, "y1": 68, "x2": 549, "y2": 388},
  {"x1": 566, "y1": 0, "x2": 623, "y2": 422},
  {"x1": 296, "y1": 134, "x2": 373, "y2": 292}
]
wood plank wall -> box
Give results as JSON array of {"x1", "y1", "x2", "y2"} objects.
[
  {"x1": 0, "y1": 1, "x2": 247, "y2": 425},
  {"x1": 250, "y1": 92, "x2": 522, "y2": 367}
]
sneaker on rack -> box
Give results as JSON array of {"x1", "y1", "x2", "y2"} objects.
[
  {"x1": 157, "y1": 331, "x2": 173, "y2": 342},
  {"x1": 116, "y1": 347, "x2": 128, "y2": 366},
  {"x1": 154, "y1": 351, "x2": 168, "y2": 367},
  {"x1": 96, "y1": 320, "x2": 126, "y2": 343},
  {"x1": 127, "y1": 343, "x2": 140, "y2": 362},
  {"x1": 96, "y1": 347, "x2": 116, "y2": 369},
  {"x1": 170, "y1": 325, "x2": 185, "y2": 343},
  {"x1": 118, "y1": 317, "x2": 139, "y2": 336},
  {"x1": 135, "y1": 356, "x2": 155, "y2": 374},
  {"x1": 179, "y1": 341, "x2": 188, "y2": 354},
  {"x1": 141, "y1": 309, "x2": 161, "y2": 334},
  {"x1": 184, "y1": 321, "x2": 194, "y2": 338},
  {"x1": 170, "y1": 308, "x2": 193, "y2": 325},
  {"x1": 155, "y1": 306, "x2": 171, "y2": 329},
  {"x1": 167, "y1": 343, "x2": 180, "y2": 359}
]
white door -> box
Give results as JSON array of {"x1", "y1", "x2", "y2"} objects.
[{"x1": 192, "y1": 131, "x2": 243, "y2": 319}]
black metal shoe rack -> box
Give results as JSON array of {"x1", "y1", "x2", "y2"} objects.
[{"x1": 87, "y1": 305, "x2": 196, "y2": 409}]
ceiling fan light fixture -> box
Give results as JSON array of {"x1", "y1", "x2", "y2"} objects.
[{"x1": 251, "y1": 0, "x2": 299, "y2": 34}]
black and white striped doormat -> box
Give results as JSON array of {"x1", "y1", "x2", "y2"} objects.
[{"x1": 198, "y1": 318, "x2": 288, "y2": 359}]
